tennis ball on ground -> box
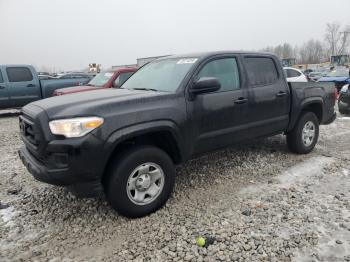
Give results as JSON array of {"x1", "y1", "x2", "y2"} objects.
[{"x1": 196, "y1": 236, "x2": 206, "y2": 247}]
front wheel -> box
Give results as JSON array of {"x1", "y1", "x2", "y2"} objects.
[
  {"x1": 105, "y1": 146, "x2": 175, "y2": 218},
  {"x1": 287, "y1": 112, "x2": 319, "y2": 154}
]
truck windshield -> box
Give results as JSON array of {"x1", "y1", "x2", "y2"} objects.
[
  {"x1": 88, "y1": 72, "x2": 114, "y2": 87},
  {"x1": 121, "y1": 58, "x2": 198, "y2": 92}
]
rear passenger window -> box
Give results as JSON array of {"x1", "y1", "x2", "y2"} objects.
[
  {"x1": 244, "y1": 57, "x2": 279, "y2": 86},
  {"x1": 197, "y1": 58, "x2": 240, "y2": 92},
  {"x1": 6, "y1": 67, "x2": 33, "y2": 82},
  {"x1": 0, "y1": 70, "x2": 3, "y2": 83}
]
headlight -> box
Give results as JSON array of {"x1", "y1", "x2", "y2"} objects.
[{"x1": 49, "y1": 117, "x2": 104, "y2": 138}]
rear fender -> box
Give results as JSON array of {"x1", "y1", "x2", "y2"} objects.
[{"x1": 287, "y1": 98, "x2": 323, "y2": 132}]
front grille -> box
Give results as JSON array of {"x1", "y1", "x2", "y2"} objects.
[{"x1": 19, "y1": 115, "x2": 39, "y2": 147}]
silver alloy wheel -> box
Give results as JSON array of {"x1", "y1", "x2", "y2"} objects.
[
  {"x1": 302, "y1": 121, "x2": 316, "y2": 147},
  {"x1": 126, "y1": 162, "x2": 165, "y2": 205}
]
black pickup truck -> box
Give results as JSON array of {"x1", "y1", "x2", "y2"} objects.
[{"x1": 18, "y1": 51, "x2": 336, "y2": 218}]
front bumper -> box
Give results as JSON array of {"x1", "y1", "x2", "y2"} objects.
[{"x1": 18, "y1": 133, "x2": 106, "y2": 197}]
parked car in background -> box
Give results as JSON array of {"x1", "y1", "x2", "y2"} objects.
[
  {"x1": 318, "y1": 69, "x2": 350, "y2": 92},
  {"x1": 308, "y1": 72, "x2": 325, "y2": 82},
  {"x1": 53, "y1": 67, "x2": 137, "y2": 96},
  {"x1": 303, "y1": 69, "x2": 313, "y2": 76},
  {"x1": 284, "y1": 67, "x2": 308, "y2": 82},
  {"x1": 37, "y1": 71, "x2": 51, "y2": 76},
  {"x1": 338, "y1": 84, "x2": 350, "y2": 115},
  {"x1": 0, "y1": 65, "x2": 91, "y2": 109},
  {"x1": 19, "y1": 51, "x2": 336, "y2": 218},
  {"x1": 38, "y1": 74, "x2": 57, "y2": 80},
  {"x1": 57, "y1": 72, "x2": 93, "y2": 79}
]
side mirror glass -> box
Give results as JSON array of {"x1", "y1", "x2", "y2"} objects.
[{"x1": 190, "y1": 77, "x2": 221, "y2": 95}]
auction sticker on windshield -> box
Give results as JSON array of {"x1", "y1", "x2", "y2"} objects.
[
  {"x1": 177, "y1": 58, "x2": 198, "y2": 64},
  {"x1": 104, "y1": 72, "x2": 113, "y2": 77}
]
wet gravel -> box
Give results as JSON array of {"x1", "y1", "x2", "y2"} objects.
[{"x1": 0, "y1": 111, "x2": 350, "y2": 261}]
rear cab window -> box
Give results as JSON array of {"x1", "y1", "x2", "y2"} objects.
[
  {"x1": 6, "y1": 67, "x2": 33, "y2": 82},
  {"x1": 244, "y1": 57, "x2": 279, "y2": 86}
]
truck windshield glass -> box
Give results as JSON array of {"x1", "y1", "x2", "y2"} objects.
[
  {"x1": 88, "y1": 72, "x2": 114, "y2": 87},
  {"x1": 121, "y1": 58, "x2": 197, "y2": 92}
]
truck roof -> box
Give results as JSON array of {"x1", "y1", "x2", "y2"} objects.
[
  {"x1": 0, "y1": 64, "x2": 34, "y2": 68},
  {"x1": 156, "y1": 51, "x2": 275, "y2": 60}
]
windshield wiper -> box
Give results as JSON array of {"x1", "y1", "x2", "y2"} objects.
[{"x1": 131, "y1": 87, "x2": 158, "y2": 92}]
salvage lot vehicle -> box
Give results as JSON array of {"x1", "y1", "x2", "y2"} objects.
[
  {"x1": 284, "y1": 67, "x2": 308, "y2": 82},
  {"x1": 18, "y1": 51, "x2": 336, "y2": 218},
  {"x1": 53, "y1": 67, "x2": 137, "y2": 96},
  {"x1": 318, "y1": 69, "x2": 350, "y2": 91},
  {"x1": 0, "y1": 65, "x2": 91, "y2": 109},
  {"x1": 338, "y1": 84, "x2": 350, "y2": 115},
  {"x1": 57, "y1": 72, "x2": 93, "y2": 79},
  {"x1": 308, "y1": 71, "x2": 325, "y2": 82}
]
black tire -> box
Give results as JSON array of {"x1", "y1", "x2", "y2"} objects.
[
  {"x1": 287, "y1": 111, "x2": 319, "y2": 154},
  {"x1": 105, "y1": 145, "x2": 175, "y2": 218}
]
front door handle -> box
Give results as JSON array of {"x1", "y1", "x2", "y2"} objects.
[
  {"x1": 27, "y1": 84, "x2": 35, "y2": 87},
  {"x1": 0, "y1": 85, "x2": 5, "y2": 89},
  {"x1": 276, "y1": 91, "x2": 287, "y2": 97},
  {"x1": 234, "y1": 97, "x2": 248, "y2": 104}
]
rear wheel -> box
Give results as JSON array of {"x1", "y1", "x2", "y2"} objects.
[
  {"x1": 105, "y1": 145, "x2": 175, "y2": 218},
  {"x1": 287, "y1": 112, "x2": 319, "y2": 154}
]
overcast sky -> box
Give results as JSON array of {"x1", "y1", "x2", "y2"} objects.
[{"x1": 1, "y1": 0, "x2": 349, "y2": 71}]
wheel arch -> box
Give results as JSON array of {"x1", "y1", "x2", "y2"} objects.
[
  {"x1": 288, "y1": 98, "x2": 323, "y2": 132},
  {"x1": 101, "y1": 120, "x2": 184, "y2": 181}
]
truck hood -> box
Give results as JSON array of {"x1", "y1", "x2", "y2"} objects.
[
  {"x1": 29, "y1": 88, "x2": 170, "y2": 119},
  {"x1": 54, "y1": 85, "x2": 102, "y2": 95}
]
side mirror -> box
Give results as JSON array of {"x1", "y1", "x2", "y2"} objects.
[{"x1": 190, "y1": 77, "x2": 221, "y2": 95}]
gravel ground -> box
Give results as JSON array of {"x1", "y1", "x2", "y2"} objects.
[{"x1": 0, "y1": 111, "x2": 350, "y2": 262}]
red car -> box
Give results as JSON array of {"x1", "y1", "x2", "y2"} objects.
[{"x1": 53, "y1": 67, "x2": 137, "y2": 96}]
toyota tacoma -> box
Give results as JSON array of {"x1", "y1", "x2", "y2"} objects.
[{"x1": 18, "y1": 51, "x2": 336, "y2": 218}]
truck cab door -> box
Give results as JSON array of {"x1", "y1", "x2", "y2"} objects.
[
  {"x1": 188, "y1": 56, "x2": 249, "y2": 154},
  {"x1": 243, "y1": 56, "x2": 290, "y2": 137},
  {"x1": 6, "y1": 66, "x2": 41, "y2": 107}
]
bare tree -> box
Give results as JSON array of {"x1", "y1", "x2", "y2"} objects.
[
  {"x1": 260, "y1": 43, "x2": 295, "y2": 58},
  {"x1": 339, "y1": 24, "x2": 350, "y2": 54},
  {"x1": 324, "y1": 22, "x2": 350, "y2": 56},
  {"x1": 281, "y1": 43, "x2": 294, "y2": 58},
  {"x1": 298, "y1": 39, "x2": 325, "y2": 64}
]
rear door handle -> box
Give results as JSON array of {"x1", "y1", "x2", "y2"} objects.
[
  {"x1": 276, "y1": 91, "x2": 287, "y2": 97},
  {"x1": 27, "y1": 84, "x2": 35, "y2": 87},
  {"x1": 234, "y1": 97, "x2": 248, "y2": 104},
  {"x1": 0, "y1": 85, "x2": 5, "y2": 89}
]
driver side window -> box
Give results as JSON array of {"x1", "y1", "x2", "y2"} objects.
[{"x1": 197, "y1": 58, "x2": 240, "y2": 92}]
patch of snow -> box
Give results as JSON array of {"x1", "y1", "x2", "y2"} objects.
[
  {"x1": 0, "y1": 206, "x2": 16, "y2": 227},
  {"x1": 338, "y1": 116, "x2": 350, "y2": 120},
  {"x1": 278, "y1": 156, "x2": 335, "y2": 186}
]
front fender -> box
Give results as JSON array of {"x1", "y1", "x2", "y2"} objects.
[{"x1": 102, "y1": 120, "x2": 184, "y2": 166}]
